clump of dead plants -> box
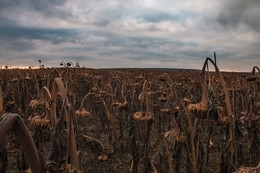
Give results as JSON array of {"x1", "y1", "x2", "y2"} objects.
[{"x1": 0, "y1": 60, "x2": 259, "y2": 173}]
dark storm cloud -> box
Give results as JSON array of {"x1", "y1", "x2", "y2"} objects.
[
  {"x1": 29, "y1": 0, "x2": 72, "y2": 19},
  {"x1": 0, "y1": 16, "x2": 18, "y2": 26},
  {"x1": 217, "y1": 0, "x2": 260, "y2": 31},
  {"x1": 0, "y1": 25, "x2": 79, "y2": 44},
  {"x1": 0, "y1": 0, "x2": 69, "y2": 18}
]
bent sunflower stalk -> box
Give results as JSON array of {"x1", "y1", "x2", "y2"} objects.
[{"x1": 0, "y1": 113, "x2": 44, "y2": 173}]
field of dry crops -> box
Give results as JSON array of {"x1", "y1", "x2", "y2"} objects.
[{"x1": 0, "y1": 58, "x2": 259, "y2": 173}]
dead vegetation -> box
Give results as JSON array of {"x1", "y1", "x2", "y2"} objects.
[{"x1": 0, "y1": 58, "x2": 259, "y2": 172}]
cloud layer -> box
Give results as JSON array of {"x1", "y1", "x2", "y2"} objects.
[{"x1": 0, "y1": 0, "x2": 259, "y2": 71}]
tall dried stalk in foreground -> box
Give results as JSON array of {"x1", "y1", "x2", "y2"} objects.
[
  {"x1": 49, "y1": 77, "x2": 79, "y2": 171},
  {"x1": 0, "y1": 113, "x2": 44, "y2": 173}
]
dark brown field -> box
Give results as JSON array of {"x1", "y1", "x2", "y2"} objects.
[{"x1": 0, "y1": 59, "x2": 259, "y2": 173}]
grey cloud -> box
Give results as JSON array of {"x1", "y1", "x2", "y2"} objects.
[
  {"x1": 0, "y1": 0, "x2": 70, "y2": 20},
  {"x1": 6, "y1": 40, "x2": 35, "y2": 51},
  {"x1": 178, "y1": 50, "x2": 212, "y2": 59},
  {"x1": 0, "y1": 16, "x2": 18, "y2": 27},
  {"x1": 142, "y1": 11, "x2": 176, "y2": 22},
  {"x1": 29, "y1": 0, "x2": 71, "y2": 18},
  {"x1": 178, "y1": 50, "x2": 236, "y2": 61},
  {"x1": 61, "y1": 56, "x2": 90, "y2": 61},
  {"x1": 140, "y1": 10, "x2": 190, "y2": 23},
  {"x1": 217, "y1": 0, "x2": 260, "y2": 31},
  {"x1": 0, "y1": 25, "x2": 79, "y2": 44},
  {"x1": 0, "y1": 0, "x2": 27, "y2": 11},
  {"x1": 102, "y1": 36, "x2": 189, "y2": 51}
]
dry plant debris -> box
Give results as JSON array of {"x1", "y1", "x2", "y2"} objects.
[{"x1": 0, "y1": 61, "x2": 259, "y2": 173}]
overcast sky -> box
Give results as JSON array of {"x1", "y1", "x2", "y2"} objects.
[{"x1": 0, "y1": 0, "x2": 259, "y2": 71}]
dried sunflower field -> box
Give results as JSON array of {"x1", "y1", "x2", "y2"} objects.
[{"x1": 0, "y1": 58, "x2": 259, "y2": 173}]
